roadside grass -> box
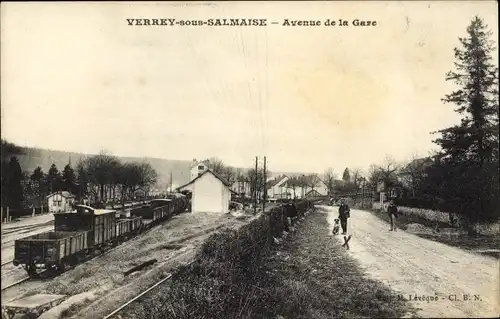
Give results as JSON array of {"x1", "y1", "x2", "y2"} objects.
[
  {"x1": 368, "y1": 208, "x2": 500, "y2": 259},
  {"x1": 125, "y1": 210, "x2": 414, "y2": 319}
]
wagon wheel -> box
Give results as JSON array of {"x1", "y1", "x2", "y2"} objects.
[{"x1": 27, "y1": 264, "x2": 38, "y2": 278}]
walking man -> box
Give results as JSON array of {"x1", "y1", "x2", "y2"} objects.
[
  {"x1": 387, "y1": 200, "x2": 398, "y2": 231},
  {"x1": 338, "y1": 198, "x2": 350, "y2": 235}
]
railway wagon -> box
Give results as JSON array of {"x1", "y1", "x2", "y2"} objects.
[
  {"x1": 166, "y1": 193, "x2": 188, "y2": 215},
  {"x1": 54, "y1": 205, "x2": 117, "y2": 248},
  {"x1": 115, "y1": 216, "x2": 143, "y2": 240},
  {"x1": 131, "y1": 199, "x2": 173, "y2": 223},
  {"x1": 13, "y1": 230, "x2": 90, "y2": 275}
]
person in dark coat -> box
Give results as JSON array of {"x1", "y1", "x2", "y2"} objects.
[
  {"x1": 387, "y1": 200, "x2": 398, "y2": 231},
  {"x1": 338, "y1": 198, "x2": 350, "y2": 235}
]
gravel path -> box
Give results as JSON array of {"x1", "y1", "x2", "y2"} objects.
[{"x1": 324, "y1": 206, "x2": 499, "y2": 318}]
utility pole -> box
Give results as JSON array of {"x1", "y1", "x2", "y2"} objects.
[
  {"x1": 254, "y1": 156, "x2": 258, "y2": 215},
  {"x1": 361, "y1": 177, "x2": 365, "y2": 208},
  {"x1": 170, "y1": 171, "x2": 173, "y2": 193},
  {"x1": 262, "y1": 156, "x2": 267, "y2": 213}
]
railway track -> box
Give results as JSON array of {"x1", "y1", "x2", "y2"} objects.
[
  {"x1": 0, "y1": 276, "x2": 30, "y2": 292},
  {"x1": 1, "y1": 221, "x2": 54, "y2": 235},
  {"x1": 103, "y1": 260, "x2": 195, "y2": 319}
]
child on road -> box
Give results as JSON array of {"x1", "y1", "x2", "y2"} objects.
[{"x1": 387, "y1": 200, "x2": 398, "y2": 231}]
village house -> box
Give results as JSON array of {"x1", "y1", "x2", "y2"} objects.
[
  {"x1": 190, "y1": 159, "x2": 210, "y2": 181},
  {"x1": 46, "y1": 191, "x2": 76, "y2": 213},
  {"x1": 267, "y1": 175, "x2": 290, "y2": 200},
  {"x1": 177, "y1": 168, "x2": 231, "y2": 214}
]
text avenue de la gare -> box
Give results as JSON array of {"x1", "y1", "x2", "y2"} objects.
[{"x1": 126, "y1": 18, "x2": 378, "y2": 27}]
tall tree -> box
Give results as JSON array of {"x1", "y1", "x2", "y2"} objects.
[
  {"x1": 61, "y1": 164, "x2": 76, "y2": 193},
  {"x1": 434, "y1": 16, "x2": 499, "y2": 166},
  {"x1": 46, "y1": 164, "x2": 62, "y2": 193},
  {"x1": 3, "y1": 157, "x2": 24, "y2": 209},
  {"x1": 1, "y1": 140, "x2": 25, "y2": 207},
  {"x1": 30, "y1": 166, "x2": 48, "y2": 206},
  {"x1": 431, "y1": 16, "x2": 499, "y2": 222},
  {"x1": 76, "y1": 161, "x2": 89, "y2": 202},
  {"x1": 342, "y1": 168, "x2": 350, "y2": 183}
]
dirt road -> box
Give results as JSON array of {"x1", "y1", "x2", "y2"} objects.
[{"x1": 324, "y1": 206, "x2": 499, "y2": 318}]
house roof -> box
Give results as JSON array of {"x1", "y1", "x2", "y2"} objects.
[
  {"x1": 177, "y1": 168, "x2": 231, "y2": 190},
  {"x1": 47, "y1": 191, "x2": 76, "y2": 199},
  {"x1": 190, "y1": 159, "x2": 210, "y2": 169},
  {"x1": 267, "y1": 175, "x2": 288, "y2": 188}
]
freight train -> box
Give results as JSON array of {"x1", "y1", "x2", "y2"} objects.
[{"x1": 13, "y1": 194, "x2": 189, "y2": 277}]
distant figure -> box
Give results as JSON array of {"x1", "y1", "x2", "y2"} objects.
[
  {"x1": 338, "y1": 198, "x2": 350, "y2": 235},
  {"x1": 387, "y1": 200, "x2": 398, "y2": 231}
]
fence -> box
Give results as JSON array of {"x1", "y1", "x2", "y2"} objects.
[{"x1": 1, "y1": 205, "x2": 49, "y2": 223}]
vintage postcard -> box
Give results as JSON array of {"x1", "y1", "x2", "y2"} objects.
[{"x1": 1, "y1": 1, "x2": 498, "y2": 318}]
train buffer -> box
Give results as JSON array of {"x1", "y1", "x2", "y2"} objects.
[{"x1": 1, "y1": 294, "x2": 66, "y2": 319}]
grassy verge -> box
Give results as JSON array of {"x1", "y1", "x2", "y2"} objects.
[
  {"x1": 125, "y1": 209, "x2": 414, "y2": 319},
  {"x1": 368, "y1": 208, "x2": 500, "y2": 259}
]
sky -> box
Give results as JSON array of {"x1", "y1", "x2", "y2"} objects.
[{"x1": 1, "y1": 1, "x2": 498, "y2": 175}]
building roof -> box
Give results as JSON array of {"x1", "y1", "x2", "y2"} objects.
[
  {"x1": 177, "y1": 168, "x2": 231, "y2": 190},
  {"x1": 267, "y1": 175, "x2": 288, "y2": 188},
  {"x1": 46, "y1": 191, "x2": 76, "y2": 199},
  {"x1": 190, "y1": 159, "x2": 210, "y2": 169}
]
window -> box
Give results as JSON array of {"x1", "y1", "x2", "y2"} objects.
[{"x1": 198, "y1": 165, "x2": 204, "y2": 170}]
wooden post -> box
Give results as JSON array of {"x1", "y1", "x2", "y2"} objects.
[
  {"x1": 254, "y1": 156, "x2": 258, "y2": 215},
  {"x1": 262, "y1": 156, "x2": 267, "y2": 214},
  {"x1": 1, "y1": 207, "x2": 3, "y2": 224},
  {"x1": 6, "y1": 207, "x2": 9, "y2": 223},
  {"x1": 32, "y1": 208, "x2": 35, "y2": 217}
]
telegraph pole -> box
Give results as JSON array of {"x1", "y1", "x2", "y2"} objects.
[
  {"x1": 170, "y1": 171, "x2": 172, "y2": 193},
  {"x1": 262, "y1": 156, "x2": 267, "y2": 213},
  {"x1": 254, "y1": 156, "x2": 258, "y2": 215}
]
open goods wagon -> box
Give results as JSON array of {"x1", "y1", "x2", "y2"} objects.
[{"x1": 13, "y1": 231, "x2": 91, "y2": 275}]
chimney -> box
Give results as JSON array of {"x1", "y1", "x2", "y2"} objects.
[{"x1": 193, "y1": 158, "x2": 197, "y2": 164}]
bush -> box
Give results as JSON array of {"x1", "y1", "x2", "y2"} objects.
[{"x1": 126, "y1": 200, "x2": 315, "y2": 319}]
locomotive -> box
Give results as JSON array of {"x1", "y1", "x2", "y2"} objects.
[{"x1": 13, "y1": 194, "x2": 189, "y2": 277}]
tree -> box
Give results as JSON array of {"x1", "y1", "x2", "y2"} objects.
[
  {"x1": 61, "y1": 164, "x2": 76, "y2": 194},
  {"x1": 323, "y1": 168, "x2": 337, "y2": 196},
  {"x1": 342, "y1": 168, "x2": 350, "y2": 183},
  {"x1": 3, "y1": 157, "x2": 24, "y2": 209},
  {"x1": 137, "y1": 162, "x2": 158, "y2": 196},
  {"x1": 1, "y1": 139, "x2": 24, "y2": 162},
  {"x1": 246, "y1": 167, "x2": 271, "y2": 201},
  {"x1": 84, "y1": 152, "x2": 121, "y2": 201},
  {"x1": 30, "y1": 166, "x2": 48, "y2": 206},
  {"x1": 377, "y1": 156, "x2": 400, "y2": 188},
  {"x1": 46, "y1": 164, "x2": 62, "y2": 193},
  {"x1": 76, "y1": 161, "x2": 89, "y2": 202},
  {"x1": 434, "y1": 16, "x2": 499, "y2": 166},
  {"x1": 206, "y1": 157, "x2": 225, "y2": 175},
  {"x1": 399, "y1": 154, "x2": 429, "y2": 197},
  {"x1": 304, "y1": 173, "x2": 321, "y2": 192},
  {"x1": 367, "y1": 164, "x2": 382, "y2": 189},
  {"x1": 431, "y1": 16, "x2": 499, "y2": 222},
  {"x1": 1, "y1": 140, "x2": 25, "y2": 208}
]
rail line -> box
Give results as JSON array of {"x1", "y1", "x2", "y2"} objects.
[
  {"x1": 0, "y1": 276, "x2": 30, "y2": 292},
  {"x1": 103, "y1": 260, "x2": 195, "y2": 319}
]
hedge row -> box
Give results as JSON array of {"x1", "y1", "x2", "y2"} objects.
[{"x1": 125, "y1": 199, "x2": 316, "y2": 319}]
